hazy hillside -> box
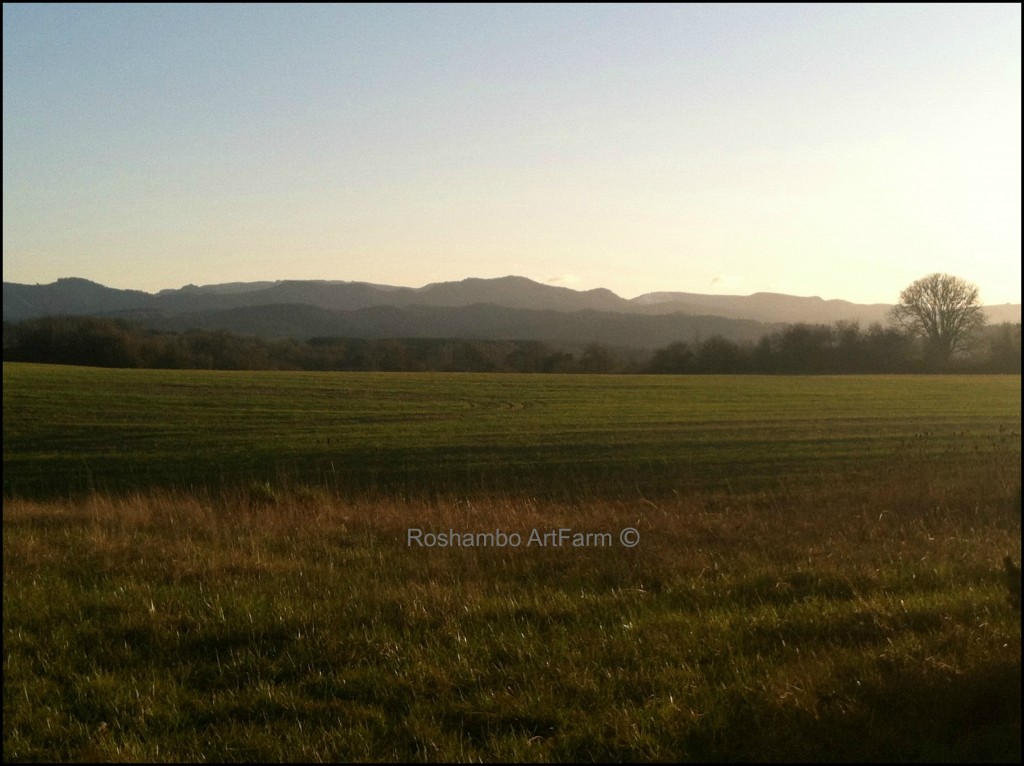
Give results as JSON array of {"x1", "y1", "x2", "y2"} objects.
[
  {"x1": 128, "y1": 302, "x2": 776, "y2": 349},
  {"x1": 3, "y1": 278, "x2": 152, "y2": 320},
  {"x1": 4, "y1": 276, "x2": 1020, "y2": 339},
  {"x1": 629, "y1": 291, "x2": 890, "y2": 323}
]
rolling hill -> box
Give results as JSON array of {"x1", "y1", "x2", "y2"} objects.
[{"x1": 4, "y1": 276, "x2": 1019, "y2": 348}]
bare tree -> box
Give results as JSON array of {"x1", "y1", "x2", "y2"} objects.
[{"x1": 889, "y1": 273, "x2": 985, "y2": 363}]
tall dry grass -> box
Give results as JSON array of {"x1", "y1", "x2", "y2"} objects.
[{"x1": 4, "y1": 459, "x2": 1020, "y2": 761}]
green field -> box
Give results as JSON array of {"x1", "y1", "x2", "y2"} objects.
[
  {"x1": 3, "y1": 363, "x2": 1021, "y2": 761},
  {"x1": 3, "y1": 363, "x2": 1020, "y2": 499}
]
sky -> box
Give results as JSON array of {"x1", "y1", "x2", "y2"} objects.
[{"x1": 3, "y1": 4, "x2": 1021, "y2": 305}]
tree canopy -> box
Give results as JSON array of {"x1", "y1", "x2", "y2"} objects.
[{"x1": 889, "y1": 273, "x2": 986, "y2": 363}]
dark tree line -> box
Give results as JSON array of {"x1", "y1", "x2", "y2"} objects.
[
  {"x1": 3, "y1": 315, "x2": 1020, "y2": 374},
  {"x1": 649, "y1": 321, "x2": 1019, "y2": 374},
  {"x1": 1, "y1": 316, "x2": 600, "y2": 373}
]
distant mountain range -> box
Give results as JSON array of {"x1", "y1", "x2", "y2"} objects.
[{"x1": 4, "y1": 276, "x2": 1020, "y2": 349}]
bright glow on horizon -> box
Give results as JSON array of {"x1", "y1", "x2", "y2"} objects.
[{"x1": 3, "y1": 4, "x2": 1021, "y2": 304}]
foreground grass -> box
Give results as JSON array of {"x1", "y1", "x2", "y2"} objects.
[{"x1": 5, "y1": 465, "x2": 1020, "y2": 762}]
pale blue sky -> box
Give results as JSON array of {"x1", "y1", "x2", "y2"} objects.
[{"x1": 3, "y1": 3, "x2": 1021, "y2": 304}]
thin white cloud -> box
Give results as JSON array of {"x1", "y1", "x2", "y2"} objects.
[{"x1": 546, "y1": 274, "x2": 580, "y2": 286}]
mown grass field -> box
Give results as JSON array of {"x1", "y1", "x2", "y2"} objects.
[
  {"x1": 3, "y1": 363, "x2": 1021, "y2": 762},
  {"x1": 3, "y1": 363, "x2": 1021, "y2": 500}
]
